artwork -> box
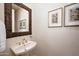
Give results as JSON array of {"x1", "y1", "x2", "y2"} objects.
[
  {"x1": 52, "y1": 13, "x2": 58, "y2": 23},
  {"x1": 64, "y1": 3, "x2": 79, "y2": 26},
  {"x1": 19, "y1": 19, "x2": 26, "y2": 29},
  {"x1": 48, "y1": 8, "x2": 62, "y2": 27}
]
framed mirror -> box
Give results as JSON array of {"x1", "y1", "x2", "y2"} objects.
[{"x1": 4, "y1": 3, "x2": 32, "y2": 38}]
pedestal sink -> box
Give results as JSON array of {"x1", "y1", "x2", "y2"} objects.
[{"x1": 10, "y1": 40, "x2": 37, "y2": 56}]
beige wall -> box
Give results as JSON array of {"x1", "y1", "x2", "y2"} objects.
[
  {"x1": 31, "y1": 3, "x2": 79, "y2": 56},
  {"x1": 0, "y1": 3, "x2": 79, "y2": 56},
  {"x1": 0, "y1": 4, "x2": 4, "y2": 23}
]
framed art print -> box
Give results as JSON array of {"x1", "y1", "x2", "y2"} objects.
[
  {"x1": 64, "y1": 3, "x2": 79, "y2": 26},
  {"x1": 19, "y1": 19, "x2": 27, "y2": 29},
  {"x1": 48, "y1": 8, "x2": 63, "y2": 27}
]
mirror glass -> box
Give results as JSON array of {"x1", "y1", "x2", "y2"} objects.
[{"x1": 12, "y1": 4, "x2": 29, "y2": 32}]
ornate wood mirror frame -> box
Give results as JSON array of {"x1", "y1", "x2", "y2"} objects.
[{"x1": 4, "y1": 3, "x2": 32, "y2": 38}]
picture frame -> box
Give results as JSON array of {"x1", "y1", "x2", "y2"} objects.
[
  {"x1": 19, "y1": 19, "x2": 27, "y2": 29},
  {"x1": 48, "y1": 8, "x2": 63, "y2": 27},
  {"x1": 64, "y1": 3, "x2": 79, "y2": 27}
]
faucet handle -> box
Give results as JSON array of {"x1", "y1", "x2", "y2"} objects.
[
  {"x1": 23, "y1": 39, "x2": 27, "y2": 43},
  {"x1": 16, "y1": 42, "x2": 22, "y2": 45}
]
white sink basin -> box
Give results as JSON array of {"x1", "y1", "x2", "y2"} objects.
[{"x1": 10, "y1": 40, "x2": 37, "y2": 55}]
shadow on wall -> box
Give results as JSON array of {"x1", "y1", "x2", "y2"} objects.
[{"x1": 31, "y1": 37, "x2": 50, "y2": 56}]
